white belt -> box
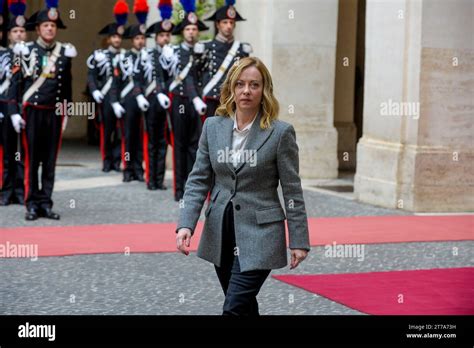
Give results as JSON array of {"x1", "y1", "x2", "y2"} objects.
[
  {"x1": 0, "y1": 78, "x2": 10, "y2": 95},
  {"x1": 120, "y1": 79, "x2": 134, "y2": 99},
  {"x1": 145, "y1": 80, "x2": 157, "y2": 97},
  {"x1": 169, "y1": 56, "x2": 193, "y2": 93},
  {"x1": 100, "y1": 77, "x2": 113, "y2": 96}
]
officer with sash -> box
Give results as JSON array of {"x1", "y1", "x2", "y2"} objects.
[
  {"x1": 87, "y1": 0, "x2": 128, "y2": 173},
  {"x1": 0, "y1": 0, "x2": 27, "y2": 206},
  {"x1": 110, "y1": 0, "x2": 150, "y2": 183},
  {"x1": 8, "y1": 0, "x2": 77, "y2": 221},
  {"x1": 137, "y1": 0, "x2": 173, "y2": 191},
  {"x1": 195, "y1": 0, "x2": 252, "y2": 117},
  {"x1": 161, "y1": 0, "x2": 208, "y2": 202}
]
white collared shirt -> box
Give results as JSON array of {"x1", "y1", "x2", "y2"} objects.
[{"x1": 231, "y1": 112, "x2": 258, "y2": 168}]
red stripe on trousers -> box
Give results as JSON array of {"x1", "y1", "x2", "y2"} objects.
[
  {"x1": 168, "y1": 92, "x2": 177, "y2": 196},
  {"x1": 21, "y1": 107, "x2": 30, "y2": 204},
  {"x1": 143, "y1": 131, "x2": 149, "y2": 184},
  {"x1": 0, "y1": 145, "x2": 3, "y2": 189},
  {"x1": 99, "y1": 122, "x2": 105, "y2": 161}
]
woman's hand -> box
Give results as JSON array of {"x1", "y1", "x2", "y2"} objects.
[
  {"x1": 290, "y1": 249, "x2": 308, "y2": 269},
  {"x1": 176, "y1": 228, "x2": 192, "y2": 256}
]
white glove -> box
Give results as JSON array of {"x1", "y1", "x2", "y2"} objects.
[
  {"x1": 92, "y1": 90, "x2": 104, "y2": 104},
  {"x1": 162, "y1": 44, "x2": 174, "y2": 60},
  {"x1": 157, "y1": 93, "x2": 170, "y2": 109},
  {"x1": 192, "y1": 97, "x2": 207, "y2": 116},
  {"x1": 0, "y1": 112, "x2": 4, "y2": 119},
  {"x1": 11, "y1": 114, "x2": 25, "y2": 133},
  {"x1": 136, "y1": 94, "x2": 150, "y2": 112},
  {"x1": 13, "y1": 41, "x2": 29, "y2": 56},
  {"x1": 112, "y1": 102, "x2": 125, "y2": 119}
]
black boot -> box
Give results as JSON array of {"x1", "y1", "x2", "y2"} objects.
[
  {"x1": 39, "y1": 207, "x2": 60, "y2": 220},
  {"x1": 123, "y1": 171, "x2": 135, "y2": 182},
  {"x1": 25, "y1": 208, "x2": 39, "y2": 221},
  {"x1": 147, "y1": 182, "x2": 158, "y2": 191}
]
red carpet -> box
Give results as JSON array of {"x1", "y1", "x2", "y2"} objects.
[
  {"x1": 0, "y1": 215, "x2": 472, "y2": 257},
  {"x1": 273, "y1": 267, "x2": 474, "y2": 315}
]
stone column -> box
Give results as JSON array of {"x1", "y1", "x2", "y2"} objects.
[
  {"x1": 334, "y1": 0, "x2": 358, "y2": 171},
  {"x1": 354, "y1": 0, "x2": 474, "y2": 212},
  {"x1": 238, "y1": 0, "x2": 340, "y2": 179}
]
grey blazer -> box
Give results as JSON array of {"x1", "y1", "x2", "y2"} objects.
[{"x1": 177, "y1": 113, "x2": 310, "y2": 272}]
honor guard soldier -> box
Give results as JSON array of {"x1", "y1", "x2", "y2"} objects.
[
  {"x1": 137, "y1": 0, "x2": 173, "y2": 190},
  {"x1": 195, "y1": 0, "x2": 252, "y2": 117},
  {"x1": 110, "y1": 0, "x2": 150, "y2": 183},
  {"x1": 161, "y1": 0, "x2": 208, "y2": 202},
  {"x1": 0, "y1": 0, "x2": 27, "y2": 206},
  {"x1": 87, "y1": 0, "x2": 128, "y2": 173},
  {"x1": 8, "y1": 0, "x2": 77, "y2": 221}
]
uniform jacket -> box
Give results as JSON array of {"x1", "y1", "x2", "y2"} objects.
[
  {"x1": 162, "y1": 42, "x2": 200, "y2": 100},
  {"x1": 134, "y1": 46, "x2": 168, "y2": 101},
  {"x1": 8, "y1": 39, "x2": 76, "y2": 115},
  {"x1": 194, "y1": 39, "x2": 252, "y2": 99},
  {"x1": 86, "y1": 46, "x2": 124, "y2": 97},
  {"x1": 109, "y1": 48, "x2": 143, "y2": 104}
]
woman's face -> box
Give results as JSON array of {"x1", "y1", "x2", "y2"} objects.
[{"x1": 234, "y1": 66, "x2": 263, "y2": 114}]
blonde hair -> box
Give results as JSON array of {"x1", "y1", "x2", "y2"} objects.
[{"x1": 215, "y1": 57, "x2": 279, "y2": 129}]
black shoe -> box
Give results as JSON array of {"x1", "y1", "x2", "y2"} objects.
[
  {"x1": 0, "y1": 200, "x2": 11, "y2": 206},
  {"x1": 12, "y1": 196, "x2": 25, "y2": 205},
  {"x1": 39, "y1": 208, "x2": 60, "y2": 220},
  {"x1": 113, "y1": 164, "x2": 122, "y2": 172},
  {"x1": 136, "y1": 174, "x2": 145, "y2": 182},
  {"x1": 123, "y1": 172, "x2": 135, "y2": 182},
  {"x1": 102, "y1": 166, "x2": 112, "y2": 173},
  {"x1": 25, "y1": 208, "x2": 39, "y2": 221},
  {"x1": 174, "y1": 192, "x2": 184, "y2": 202},
  {"x1": 147, "y1": 183, "x2": 158, "y2": 191},
  {"x1": 156, "y1": 183, "x2": 167, "y2": 190}
]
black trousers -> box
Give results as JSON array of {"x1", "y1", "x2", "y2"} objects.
[
  {"x1": 204, "y1": 97, "x2": 219, "y2": 118},
  {"x1": 121, "y1": 96, "x2": 144, "y2": 179},
  {"x1": 171, "y1": 95, "x2": 201, "y2": 198},
  {"x1": 0, "y1": 102, "x2": 24, "y2": 204},
  {"x1": 22, "y1": 105, "x2": 62, "y2": 211},
  {"x1": 98, "y1": 96, "x2": 121, "y2": 171},
  {"x1": 144, "y1": 97, "x2": 167, "y2": 186},
  {"x1": 214, "y1": 201, "x2": 271, "y2": 316}
]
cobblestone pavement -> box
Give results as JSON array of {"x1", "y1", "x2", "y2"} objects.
[{"x1": 1, "y1": 141, "x2": 472, "y2": 315}]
